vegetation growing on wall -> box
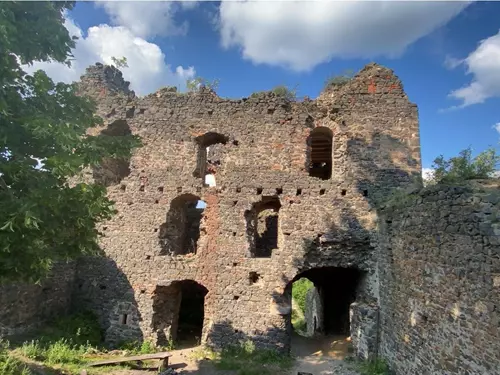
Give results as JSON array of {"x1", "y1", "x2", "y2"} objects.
[
  {"x1": 186, "y1": 77, "x2": 220, "y2": 92},
  {"x1": 0, "y1": 1, "x2": 141, "y2": 283},
  {"x1": 250, "y1": 85, "x2": 298, "y2": 101},
  {"x1": 324, "y1": 70, "x2": 354, "y2": 89},
  {"x1": 428, "y1": 147, "x2": 500, "y2": 185}
]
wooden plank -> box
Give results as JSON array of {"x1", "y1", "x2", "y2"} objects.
[{"x1": 88, "y1": 352, "x2": 171, "y2": 367}]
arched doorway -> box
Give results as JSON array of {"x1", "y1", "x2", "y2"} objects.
[
  {"x1": 287, "y1": 267, "x2": 364, "y2": 358},
  {"x1": 152, "y1": 280, "x2": 208, "y2": 348}
]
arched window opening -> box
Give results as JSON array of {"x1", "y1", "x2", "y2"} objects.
[
  {"x1": 193, "y1": 132, "x2": 229, "y2": 185},
  {"x1": 152, "y1": 280, "x2": 208, "y2": 348},
  {"x1": 245, "y1": 196, "x2": 281, "y2": 258},
  {"x1": 93, "y1": 120, "x2": 132, "y2": 186},
  {"x1": 307, "y1": 127, "x2": 333, "y2": 180},
  {"x1": 158, "y1": 194, "x2": 205, "y2": 255}
]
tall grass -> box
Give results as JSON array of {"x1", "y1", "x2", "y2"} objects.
[{"x1": 0, "y1": 340, "x2": 31, "y2": 375}]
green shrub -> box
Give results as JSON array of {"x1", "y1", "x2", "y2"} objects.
[
  {"x1": 292, "y1": 277, "x2": 313, "y2": 313},
  {"x1": 271, "y1": 85, "x2": 297, "y2": 101},
  {"x1": 430, "y1": 147, "x2": 500, "y2": 185},
  {"x1": 250, "y1": 85, "x2": 297, "y2": 101},
  {"x1": 324, "y1": 70, "x2": 354, "y2": 89}
]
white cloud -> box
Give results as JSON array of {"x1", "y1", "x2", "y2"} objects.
[
  {"x1": 444, "y1": 55, "x2": 463, "y2": 70},
  {"x1": 422, "y1": 167, "x2": 435, "y2": 182},
  {"x1": 448, "y1": 30, "x2": 500, "y2": 107},
  {"x1": 218, "y1": 1, "x2": 469, "y2": 71},
  {"x1": 25, "y1": 18, "x2": 195, "y2": 96},
  {"x1": 493, "y1": 122, "x2": 500, "y2": 135},
  {"x1": 96, "y1": 1, "x2": 196, "y2": 38}
]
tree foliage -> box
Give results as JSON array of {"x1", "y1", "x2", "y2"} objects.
[
  {"x1": 111, "y1": 56, "x2": 128, "y2": 68},
  {"x1": 0, "y1": 2, "x2": 141, "y2": 283},
  {"x1": 429, "y1": 147, "x2": 500, "y2": 185},
  {"x1": 292, "y1": 277, "x2": 314, "y2": 314},
  {"x1": 186, "y1": 77, "x2": 220, "y2": 92}
]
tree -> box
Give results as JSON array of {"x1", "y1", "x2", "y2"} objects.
[
  {"x1": 111, "y1": 56, "x2": 128, "y2": 68},
  {"x1": 429, "y1": 147, "x2": 500, "y2": 185},
  {"x1": 186, "y1": 77, "x2": 219, "y2": 92},
  {"x1": 0, "y1": 2, "x2": 141, "y2": 283}
]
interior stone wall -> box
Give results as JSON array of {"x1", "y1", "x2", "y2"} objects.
[
  {"x1": 378, "y1": 181, "x2": 500, "y2": 375},
  {"x1": 0, "y1": 262, "x2": 75, "y2": 338},
  {"x1": 70, "y1": 62, "x2": 421, "y2": 354}
]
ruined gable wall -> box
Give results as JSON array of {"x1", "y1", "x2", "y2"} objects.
[
  {"x1": 378, "y1": 182, "x2": 500, "y2": 375},
  {"x1": 71, "y1": 62, "x2": 421, "y2": 350}
]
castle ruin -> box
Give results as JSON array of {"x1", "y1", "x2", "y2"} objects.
[{"x1": 1, "y1": 63, "x2": 499, "y2": 375}]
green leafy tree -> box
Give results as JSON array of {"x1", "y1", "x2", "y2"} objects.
[
  {"x1": 111, "y1": 56, "x2": 128, "y2": 68},
  {"x1": 0, "y1": 2, "x2": 141, "y2": 283},
  {"x1": 292, "y1": 277, "x2": 314, "y2": 313},
  {"x1": 186, "y1": 77, "x2": 220, "y2": 92},
  {"x1": 430, "y1": 147, "x2": 500, "y2": 185}
]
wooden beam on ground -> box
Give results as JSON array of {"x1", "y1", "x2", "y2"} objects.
[{"x1": 87, "y1": 351, "x2": 171, "y2": 367}]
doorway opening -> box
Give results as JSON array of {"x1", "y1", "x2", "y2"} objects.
[
  {"x1": 287, "y1": 267, "x2": 364, "y2": 358},
  {"x1": 152, "y1": 280, "x2": 208, "y2": 348}
]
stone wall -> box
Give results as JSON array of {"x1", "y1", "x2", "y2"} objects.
[
  {"x1": 0, "y1": 262, "x2": 75, "y2": 338},
  {"x1": 72, "y1": 62, "x2": 421, "y2": 353},
  {"x1": 378, "y1": 181, "x2": 500, "y2": 374}
]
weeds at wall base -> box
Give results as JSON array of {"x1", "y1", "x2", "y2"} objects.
[{"x1": 349, "y1": 357, "x2": 390, "y2": 375}]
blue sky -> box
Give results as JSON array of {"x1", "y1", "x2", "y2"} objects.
[{"x1": 32, "y1": 1, "x2": 500, "y2": 173}]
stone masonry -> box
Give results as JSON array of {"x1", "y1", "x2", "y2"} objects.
[
  {"x1": 0, "y1": 263, "x2": 75, "y2": 338},
  {"x1": 69, "y1": 62, "x2": 421, "y2": 354},
  {"x1": 378, "y1": 181, "x2": 500, "y2": 375},
  {"x1": 1, "y1": 62, "x2": 499, "y2": 374}
]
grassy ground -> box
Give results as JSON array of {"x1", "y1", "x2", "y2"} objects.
[
  {"x1": 1, "y1": 311, "x2": 293, "y2": 375},
  {"x1": 0, "y1": 311, "x2": 173, "y2": 375},
  {"x1": 191, "y1": 340, "x2": 294, "y2": 375}
]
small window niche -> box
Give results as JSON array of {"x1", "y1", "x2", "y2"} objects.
[
  {"x1": 119, "y1": 314, "x2": 129, "y2": 325},
  {"x1": 307, "y1": 127, "x2": 333, "y2": 180},
  {"x1": 245, "y1": 196, "x2": 281, "y2": 258},
  {"x1": 193, "y1": 132, "x2": 230, "y2": 187}
]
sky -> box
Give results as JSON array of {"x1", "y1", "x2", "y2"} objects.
[{"x1": 29, "y1": 1, "x2": 500, "y2": 175}]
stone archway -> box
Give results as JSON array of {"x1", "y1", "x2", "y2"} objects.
[{"x1": 284, "y1": 266, "x2": 366, "y2": 358}]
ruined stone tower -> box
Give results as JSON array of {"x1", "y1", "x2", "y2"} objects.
[{"x1": 72, "y1": 62, "x2": 421, "y2": 354}]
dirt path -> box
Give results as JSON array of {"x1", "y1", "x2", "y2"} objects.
[
  {"x1": 103, "y1": 334, "x2": 361, "y2": 375},
  {"x1": 290, "y1": 333, "x2": 361, "y2": 375}
]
